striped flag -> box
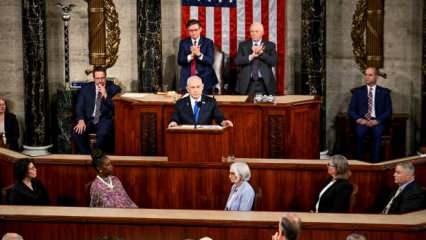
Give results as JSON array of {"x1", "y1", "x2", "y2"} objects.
[{"x1": 181, "y1": 0, "x2": 286, "y2": 94}]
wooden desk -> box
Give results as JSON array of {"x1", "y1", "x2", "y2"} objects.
[
  {"x1": 1, "y1": 149, "x2": 425, "y2": 212},
  {"x1": 114, "y1": 94, "x2": 321, "y2": 159},
  {"x1": 165, "y1": 125, "x2": 231, "y2": 162},
  {"x1": 0, "y1": 206, "x2": 424, "y2": 240}
]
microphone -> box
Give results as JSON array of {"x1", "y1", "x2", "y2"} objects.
[{"x1": 194, "y1": 101, "x2": 202, "y2": 129}]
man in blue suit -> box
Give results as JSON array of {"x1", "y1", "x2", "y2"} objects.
[
  {"x1": 168, "y1": 75, "x2": 233, "y2": 128},
  {"x1": 177, "y1": 19, "x2": 217, "y2": 94},
  {"x1": 73, "y1": 66, "x2": 121, "y2": 154},
  {"x1": 348, "y1": 67, "x2": 392, "y2": 162}
]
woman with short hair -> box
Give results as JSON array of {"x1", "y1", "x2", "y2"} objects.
[
  {"x1": 89, "y1": 149, "x2": 137, "y2": 208},
  {"x1": 313, "y1": 155, "x2": 353, "y2": 213},
  {"x1": 225, "y1": 162, "x2": 255, "y2": 211},
  {"x1": 8, "y1": 158, "x2": 49, "y2": 205}
]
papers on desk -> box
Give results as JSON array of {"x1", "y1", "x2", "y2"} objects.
[
  {"x1": 169, "y1": 125, "x2": 224, "y2": 130},
  {"x1": 121, "y1": 92, "x2": 178, "y2": 103},
  {"x1": 212, "y1": 95, "x2": 248, "y2": 103},
  {"x1": 274, "y1": 95, "x2": 315, "y2": 104}
]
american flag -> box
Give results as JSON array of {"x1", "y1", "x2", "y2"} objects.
[{"x1": 181, "y1": 0, "x2": 286, "y2": 94}]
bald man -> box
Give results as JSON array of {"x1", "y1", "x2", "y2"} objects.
[
  {"x1": 2, "y1": 233, "x2": 23, "y2": 240},
  {"x1": 348, "y1": 67, "x2": 392, "y2": 162},
  {"x1": 169, "y1": 76, "x2": 233, "y2": 127},
  {"x1": 235, "y1": 22, "x2": 277, "y2": 95}
]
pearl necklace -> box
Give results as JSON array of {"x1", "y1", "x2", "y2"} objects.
[{"x1": 97, "y1": 175, "x2": 114, "y2": 189}]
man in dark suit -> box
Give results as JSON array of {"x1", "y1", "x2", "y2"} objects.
[
  {"x1": 73, "y1": 66, "x2": 121, "y2": 154},
  {"x1": 382, "y1": 162, "x2": 425, "y2": 214},
  {"x1": 177, "y1": 19, "x2": 217, "y2": 94},
  {"x1": 348, "y1": 67, "x2": 392, "y2": 162},
  {"x1": 168, "y1": 76, "x2": 233, "y2": 127},
  {"x1": 235, "y1": 22, "x2": 277, "y2": 95}
]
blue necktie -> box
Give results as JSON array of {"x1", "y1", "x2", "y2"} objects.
[{"x1": 193, "y1": 102, "x2": 200, "y2": 123}]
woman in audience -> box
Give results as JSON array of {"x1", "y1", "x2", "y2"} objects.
[
  {"x1": 0, "y1": 97, "x2": 20, "y2": 151},
  {"x1": 313, "y1": 154, "x2": 353, "y2": 213},
  {"x1": 89, "y1": 149, "x2": 137, "y2": 208},
  {"x1": 225, "y1": 161, "x2": 255, "y2": 211},
  {"x1": 8, "y1": 158, "x2": 49, "y2": 205}
]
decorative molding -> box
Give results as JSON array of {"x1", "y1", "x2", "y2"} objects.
[
  {"x1": 351, "y1": 0, "x2": 368, "y2": 72},
  {"x1": 268, "y1": 115, "x2": 285, "y2": 158},
  {"x1": 104, "y1": 0, "x2": 120, "y2": 69},
  {"x1": 351, "y1": 0, "x2": 386, "y2": 77},
  {"x1": 140, "y1": 112, "x2": 157, "y2": 155}
]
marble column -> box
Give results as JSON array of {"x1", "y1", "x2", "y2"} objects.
[
  {"x1": 421, "y1": 3, "x2": 426, "y2": 152},
  {"x1": 22, "y1": 0, "x2": 49, "y2": 146},
  {"x1": 137, "y1": 0, "x2": 162, "y2": 92},
  {"x1": 301, "y1": 0, "x2": 327, "y2": 150}
]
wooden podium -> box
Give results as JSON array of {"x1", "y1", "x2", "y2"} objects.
[{"x1": 165, "y1": 125, "x2": 232, "y2": 162}]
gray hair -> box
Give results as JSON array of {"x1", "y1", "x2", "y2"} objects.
[
  {"x1": 330, "y1": 155, "x2": 351, "y2": 180},
  {"x1": 2, "y1": 233, "x2": 24, "y2": 240},
  {"x1": 230, "y1": 162, "x2": 251, "y2": 181},
  {"x1": 396, "y1": 162, "x2": 415, "y2": 176},
  {"x1": 186, "y1": 75, "x2": 203, "y2": 86},
  {"x1": 346, "y1": 233, "x2": 367, "y2": 240}
]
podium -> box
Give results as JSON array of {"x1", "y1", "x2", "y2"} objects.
[{"x1": 165, "y1": 125, "x2": 232, "y2": 162}]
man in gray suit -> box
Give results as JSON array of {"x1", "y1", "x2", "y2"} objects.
[{"x1": 235, "y1": 22, "x2": 277, "y2": 95}]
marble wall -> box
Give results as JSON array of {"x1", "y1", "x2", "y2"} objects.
[
  {"x1": 326, "y1": 0, "x2": 423, "y2": 154},
  {"x1": 0, "y1": 0, "x2": 422, "y2": 153},
  {"x1": 0, "y1": 0, "x2": 24, "y2": 121}
]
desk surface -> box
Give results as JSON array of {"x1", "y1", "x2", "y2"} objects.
[{"x1": 0, "y1": 206, "x2": 424, "y2": 228}]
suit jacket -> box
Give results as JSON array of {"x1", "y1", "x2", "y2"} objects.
[
  {"x1": 7, "y1": 179, "x2": 49, "y2": 205},
  {"x1": 171, "y1": 95, "x2": 225, "y2": 125},
  {"x1": 177, "y1": 36, "x2": 217, "y2": 91},
  {"x1": 75, "y1": 81, "x2": 121, "y2": 124},
  {"x1": 386, "y1": 181, "x2": 425, "y2": 214},
  {"x1": 234, "y1": 40, "x2": 277, "y2": 94},
  {"x1": 314, "y1": 178, "x2": 353, "y2": 213},
  {"x1": 348, "y1": 85, "x2": 392, "y2": 124},
  {"x1": 225, "y1": 181, "x2": 255, "y2": 211},
  {"x1": 4, "y1": 112, "x2": 19, "y2": 151}
]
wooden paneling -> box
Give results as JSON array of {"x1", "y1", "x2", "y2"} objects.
[
  {"x1": 1, "y1": 151, "x2": 425, "y2": 212},
  {"x1": 165, "y1": 127, "x2": 231, "y2": 162},
  {"x1": 0, "y1": 206, "x2": 424, "y2": 240},
  {"x1": 114, "y1": 97, "x2": 321, "y2": 159}
]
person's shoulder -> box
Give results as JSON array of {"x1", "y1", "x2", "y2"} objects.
[
  {"x1": 5, "y1": 112, "x2": 17, "y2": 119},
  {"x1": 176, "y1": 96, "x2": 190, "y2": 105},
  {"x1": 351, "y1": 85, "x2": 366, "y2": 94},
  {"x1": 263, "y1": 40, "x2": 276, "y2": 46},
  {"x1": 201, "y1": 95, "x2": 216, "y2": 104},
  {"x1": 239, "y1": 40, "x2": 251, "y2": 46},
  {"x1": 376, "y1": 85, "x2": 391, "y2": 93}
]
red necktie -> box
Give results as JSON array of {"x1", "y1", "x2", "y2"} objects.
[{"x1": 191, "y1": 40, "x2": 197, "y2": 75}]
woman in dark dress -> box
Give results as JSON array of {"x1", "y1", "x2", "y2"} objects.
[
  {"x1": 0, "y1": 96, "x2": 20, "y2": 151},
  {"x1": 7, "y1": 158, "x2": 49, "y2": 205},
  {"x1": 313, "y1": 154, "x2": 353, "y2": 213}
]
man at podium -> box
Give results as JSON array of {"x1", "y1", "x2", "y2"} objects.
[{"x1": 168, "y1": 76, "x2": 233, "y2": 128}]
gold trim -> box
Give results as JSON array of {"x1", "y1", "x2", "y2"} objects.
[
  {"x1": 351, "y1": 0, "x2": 368, "y2": 72},
  {"x1": 89, "y1": 8, "x2": 104, "y2": 13}
]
